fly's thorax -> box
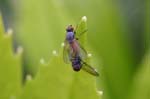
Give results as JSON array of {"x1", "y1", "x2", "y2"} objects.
[{"x1": 66, "y1": 32, "x2": 75, "y2": 43}]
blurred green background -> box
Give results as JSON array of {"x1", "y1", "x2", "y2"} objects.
[{"x1": 0, "y1": 0, "x2": 149, "y2": 99}]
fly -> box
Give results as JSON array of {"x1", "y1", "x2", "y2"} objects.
[{"x1": 63, "y1": 25, "x2": 99, "y2": 76}]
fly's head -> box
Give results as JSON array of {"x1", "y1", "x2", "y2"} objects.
[
  {"x1": 66, "y1": 25, "x2": 75, "y2": 43},
  {"x1": 66, "y1": 25, "x2": 74, "y2": 32}
]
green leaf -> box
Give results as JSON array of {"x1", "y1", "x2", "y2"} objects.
[
  {"x1": 20, "y1": 54, "x2": 73, "y2": 99},
  {"x1": 87, "y1": 1, "x2": 135, "y2": 99},
  {"x1": 21, "y1": 49, "x2": 99, "y2": 99},
  {"x1": 130, "y1": 52, "x2": 150, "y2": 99},
  {"x1": 0, "y1": 15, "x2": 22, "y2": 99},
  {"x1": 131, "y1": 1, "x2": 150, "y2": 98}
]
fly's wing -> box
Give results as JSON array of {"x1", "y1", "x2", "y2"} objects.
[
  {"x1": 78, "y1": 42, "x2": 88, "y2": 60},
  {"x1": 74, "y1": 24, "x2": 88, "y2": 59},
  {"x1": 81, "y1": 61, "x2": 99, "y2": 76},
  {"x1": 74, "y1": 23, "x2": 88, "y2": 39},
  {"x1": 75, "y1": 29, "x2": 88, "y2": 39},
  {"x1": 63, "y1": 40, "x2": 71, "y2": 64}
]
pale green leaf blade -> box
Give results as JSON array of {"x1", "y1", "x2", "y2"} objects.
[{"x1": 0, "y1": 15, "x2": 22, "y2": 99}]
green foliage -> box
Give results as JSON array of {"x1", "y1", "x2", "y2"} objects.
[
  {"x1": 90, "y1": 1, "x2": 134, "y2": 99},
  {"x1": 21, "y1": 52, "x2": 99, "y2": 99},
  {"x1": 131, "y1": 52, "x2": 150, "y2": 99},
  {"x1": 0, "y1": 15, "x2": 22, "y2": 99},
  {"x1": 0, "y1": 0, "x2": 150, "y2": 99}
]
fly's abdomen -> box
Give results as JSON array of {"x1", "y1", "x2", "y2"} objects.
[{"x1": 71, "y1": 57, "x2": 82, "y2": 71}]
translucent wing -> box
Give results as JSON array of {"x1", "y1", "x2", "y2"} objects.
[
  {"x1": 81, "y1": 61, "x2": 99, "y2": 76},
  {"x1": 74, "y1": 24, "x2": 88, "y2": 60},
  {"x1": 63, "y1": 40, "x2": 71, "y2": 64},
  {"x1": 75, "y1": 29, "x2": 88, "y2": 39},
  {"x1": 77, "y1": 42, "x2": 88, "y2": 60},
  {"x1": 74, "y1": 24, "x2": 88, "y2": 39}
]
